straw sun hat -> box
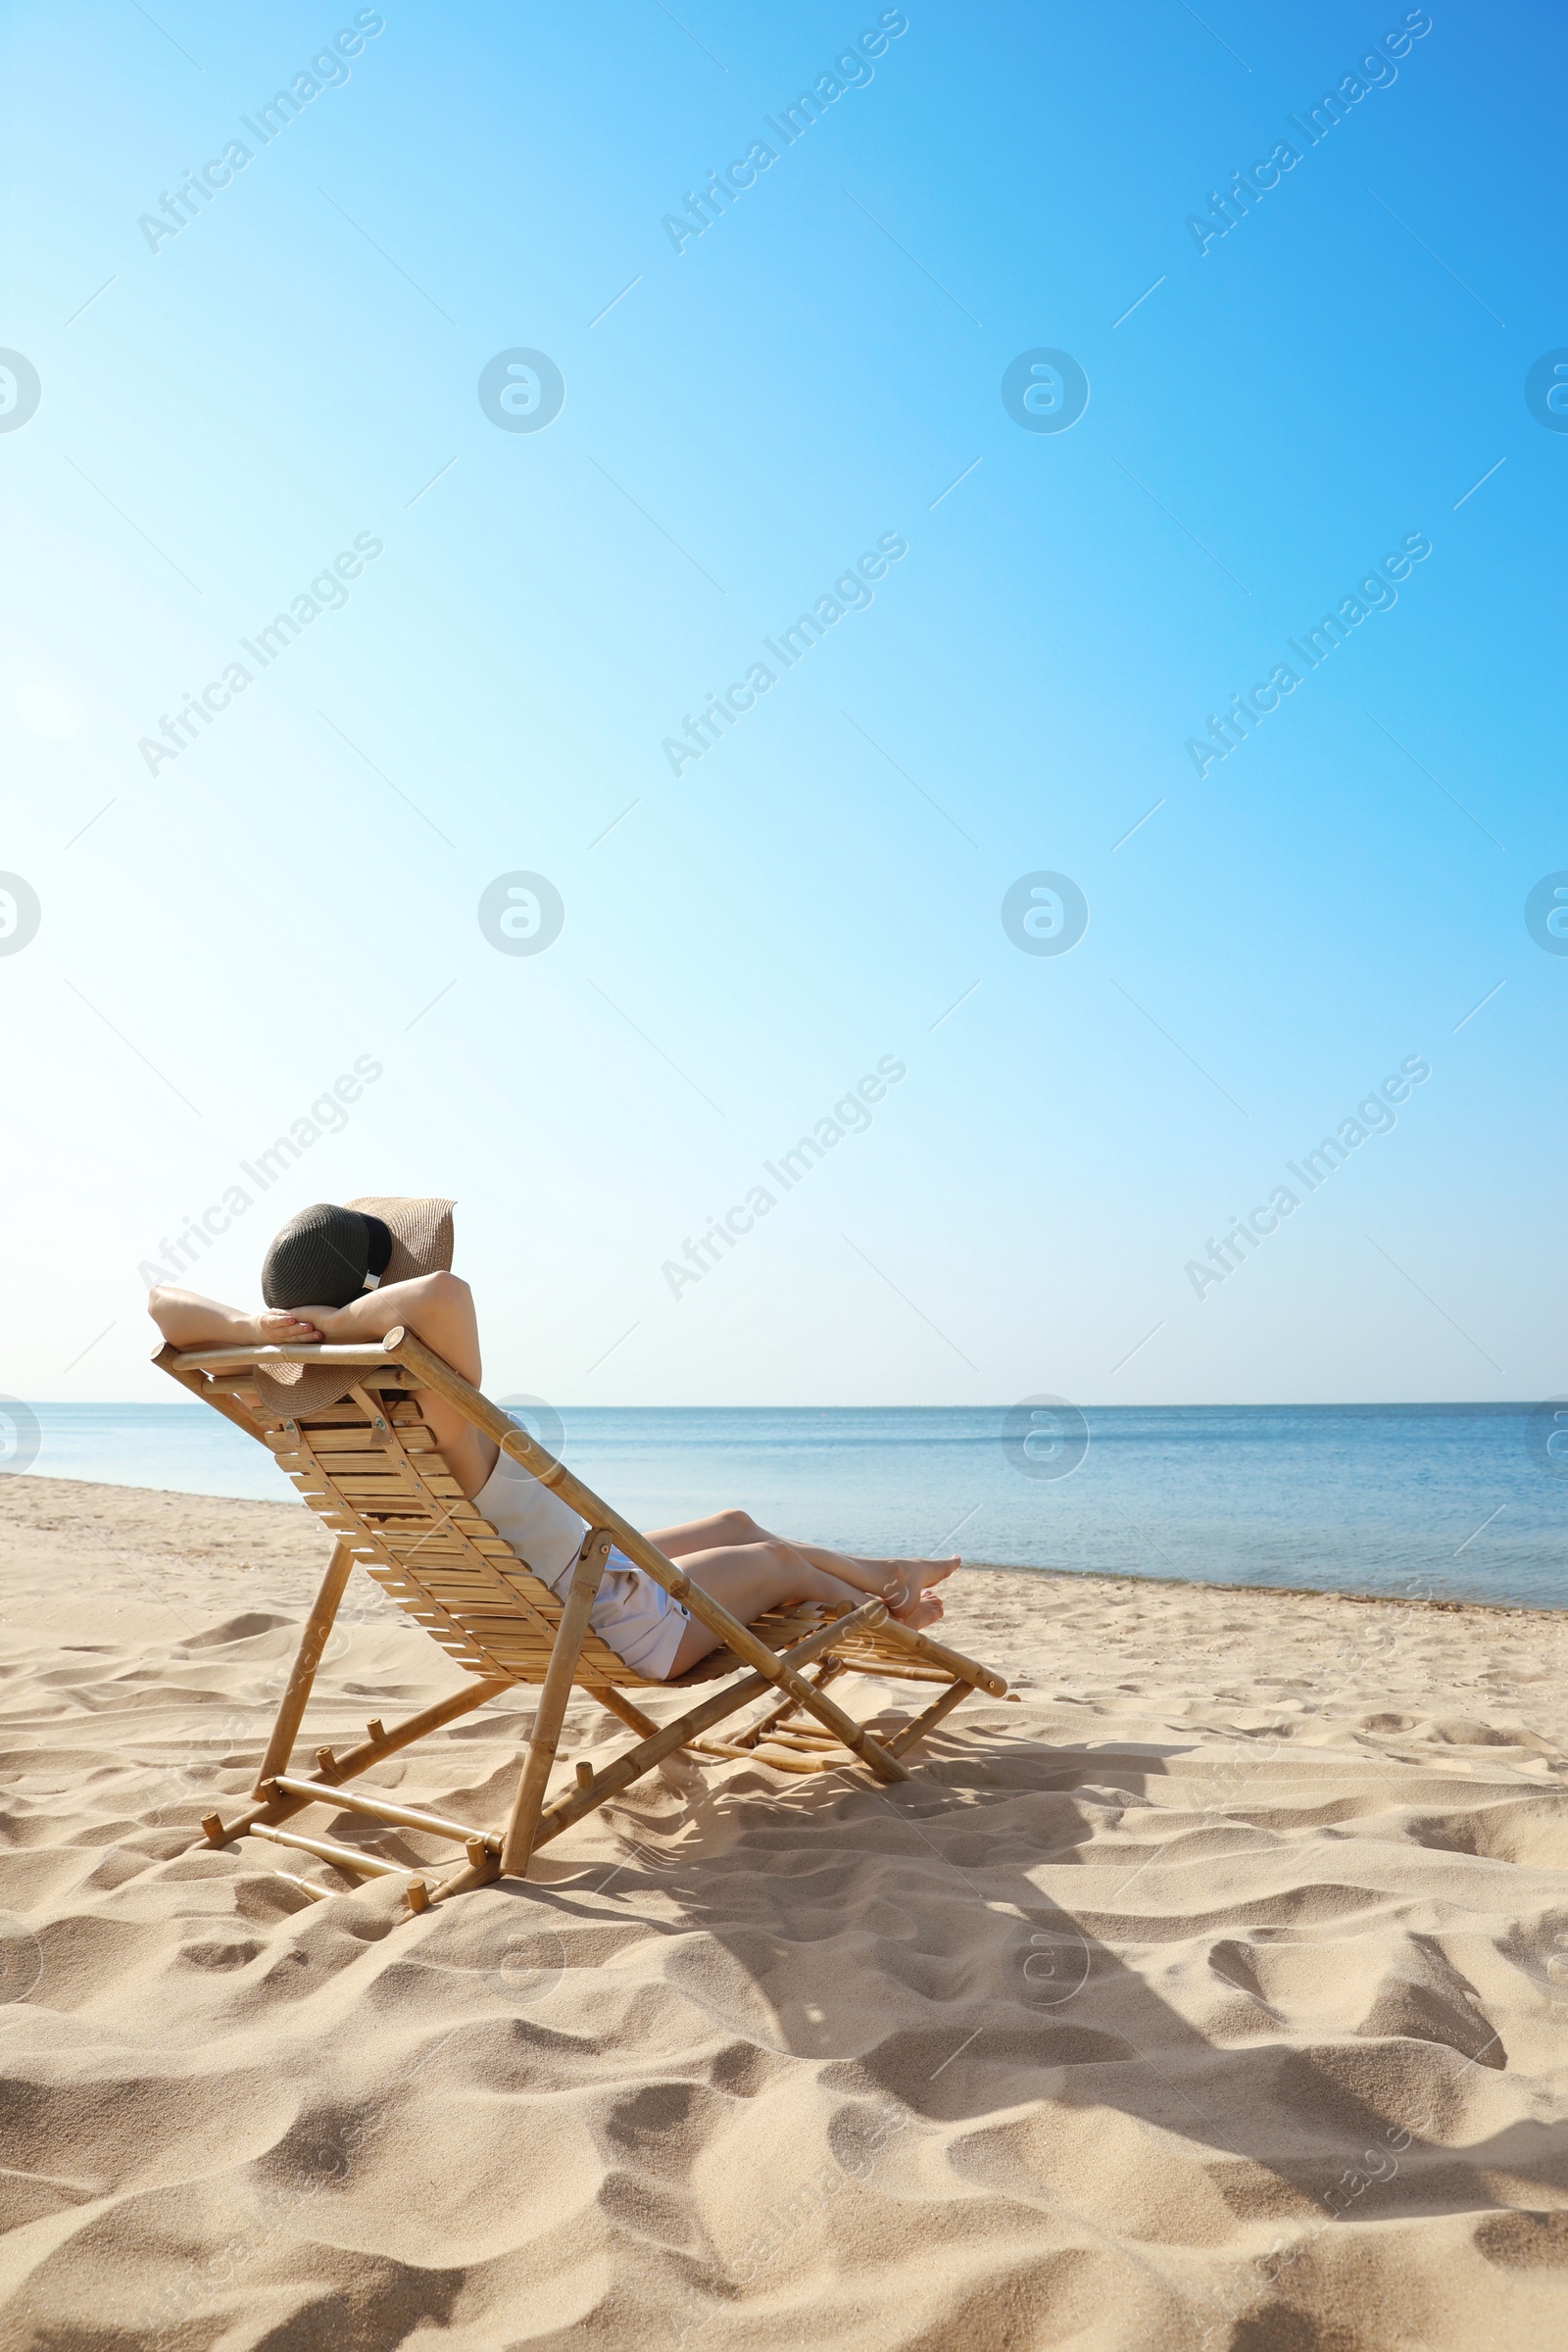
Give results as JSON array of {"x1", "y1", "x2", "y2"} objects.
[{"x1": 253, "y1": 1196, "x2": 455, "y2": 1420}]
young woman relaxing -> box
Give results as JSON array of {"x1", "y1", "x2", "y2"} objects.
[{"x1": 147, "y1": 1197, "x2": 958, "y2": 1682}]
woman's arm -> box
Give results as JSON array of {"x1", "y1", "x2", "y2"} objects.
[
  {"x1": 288, "y1": 1272, "x2": 484, "y2": 1386},
  {"x1": 149, "y1": 1274, "x2": 482, "y2": 1381},
  {"x1": 147, "y1": 1287, "x2": 321, "y2": 1348}
]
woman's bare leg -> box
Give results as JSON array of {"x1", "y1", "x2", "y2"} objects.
[
  {"x1": 649, "y1": 1507, "x2": 958, "y2": 1614},
  {"x1": 664, "y1": 1541, "x2": 917, "y2": 1678}
]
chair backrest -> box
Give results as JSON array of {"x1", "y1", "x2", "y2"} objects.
[{"x1": 171, "y1": 1353, "x2": 650, "y2": 1687}]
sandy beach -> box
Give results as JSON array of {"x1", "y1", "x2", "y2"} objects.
[{"x1": 2, "y1": 1472, "x2": 1566, "y2": 2350}]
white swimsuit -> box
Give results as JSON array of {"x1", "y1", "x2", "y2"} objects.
[{"x1": 472, "y1": 1450, "x2": 690, "y2": 1681}]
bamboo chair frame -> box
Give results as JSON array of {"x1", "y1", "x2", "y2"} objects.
[{"x1": 154, "y1": 1326, "x2": 1006, "y2": 1910}]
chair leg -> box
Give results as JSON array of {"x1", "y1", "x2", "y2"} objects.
[
  {"x1": 429, "y1": 1851, "x2": 503, "y2": 1903},
  {"x1": 252, "y1": 1543, "x2": 356, "y2": 1793},
  {"x1": 888, "y1": 1678, "x2": 973, "y2": 1757},
  {"x1": 738, "y1": 1659, "x2": 846, "y2": 1749},
  {"x1": 500, "y1": 1531, "x2": 612, "y2": 1878},
  {"x1": 771, "y1": 1660, "x2": 910, "y2": 1784},
  {"x1": 594, "y1": 1687, "x2": 659, "y2": 1739}
]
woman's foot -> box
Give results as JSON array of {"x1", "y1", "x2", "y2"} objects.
[
  {"x1": 856, "y1": 1554, "x2": 960, "y2": 1614},
  {"x1": 857, "y1": 1551, "x2": 959, "y2": 1584},
  {"x1": 888, "y1": 1590, "x2": 947, "y2": 1630}
]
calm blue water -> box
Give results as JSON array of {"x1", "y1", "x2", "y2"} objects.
[{"x1": 12, "y1": 1402, "x2": 1566, "y2": 1611}]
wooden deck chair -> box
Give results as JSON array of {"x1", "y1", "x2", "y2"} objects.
[{"x1": 154, "y1": 1325, "x2": 1007, "y2": 1911}]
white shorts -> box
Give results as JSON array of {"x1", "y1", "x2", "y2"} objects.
[
  {"x1": 472, "y1": 1451, "x2": 690, "y2": 1681},
  {"x1": 586, "y1": 1546, "x2": 691, "y2": 1681}
]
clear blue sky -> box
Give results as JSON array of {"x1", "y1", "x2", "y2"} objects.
[{"x1": 3, "y1": 1, "x2": 1564, "y2": 1407}]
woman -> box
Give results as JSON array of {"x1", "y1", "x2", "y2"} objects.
[{"x1": 148, "y1": 1197, "x2": 957, "y2": 1681}]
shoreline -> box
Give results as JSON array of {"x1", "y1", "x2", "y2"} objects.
[{"x1": 972, "y1": 1560, "x2": 1565, "y2": 1620}]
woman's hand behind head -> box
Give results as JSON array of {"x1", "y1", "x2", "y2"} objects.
[{"x1": 257, "y1": 1309, "x2": 325, "y2": 1343}]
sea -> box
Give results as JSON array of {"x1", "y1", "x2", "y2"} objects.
[{"x1": 11, "y1": 1401, "x2": 1566, "y2": 1612}]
